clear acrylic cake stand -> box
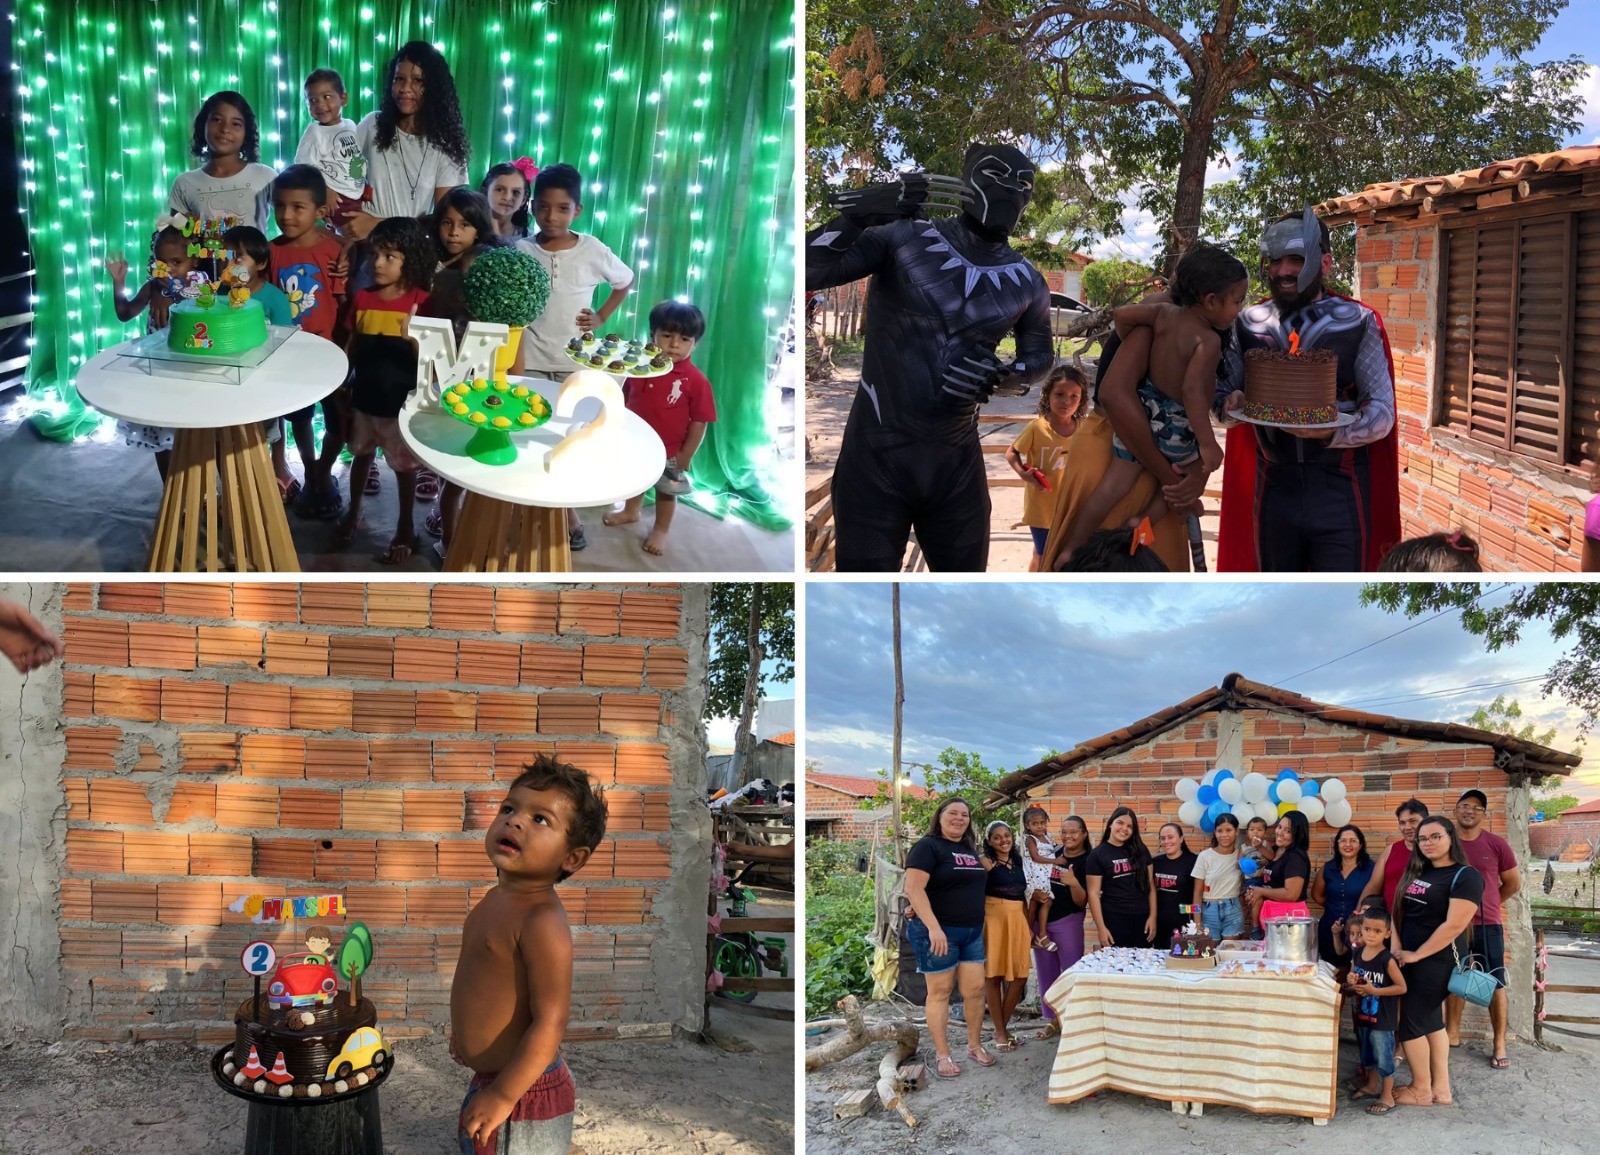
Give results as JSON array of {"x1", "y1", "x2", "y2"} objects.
[{"x1": 116, "y1": 325, "x2": 298, "y2": 384}]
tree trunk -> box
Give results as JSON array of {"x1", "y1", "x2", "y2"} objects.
[
  {"x1": 891, "y1": 584, "x2": 904, "y2": 866},
  {"x1": 1164, "y1": 72, "x2": 1228, "y2": 280},
  {"x1": 732, "y1": 584, "x2": 764, "y2": 785}
]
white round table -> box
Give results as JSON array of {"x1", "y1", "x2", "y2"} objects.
[
  {"x1": 399, "y1": 373, "x2": 665, "y2": 572},
  {"x1": 76, "y1": 329, "x2": 349, "y2": 572}
]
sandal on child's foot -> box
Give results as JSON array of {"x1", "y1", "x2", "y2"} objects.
[
  {"x1": 364, "y1": 469, "x2": 380, "y2": 496},
  {"x1": 569, "y1": 526, "x2": 588, "y2": 551},
  {"x1": 990, "y1": 1036, "x2": 1019, "y2": 1052},
  {"x1": 965, "y1": 1045, "x2": 997, "y2": 1068},
  {"x1": 380, "y1": 534, "x2": 419, "y2": 566},
  {"x1": 1366, "y1": 1102, "x2": 1397, "y2": 1116},
  {"x1": 424, "y1": 507, "x2": 443, "y2": 538},
  {"x1": 414, "y1": 469, "x2": 442, "y2": 502}
]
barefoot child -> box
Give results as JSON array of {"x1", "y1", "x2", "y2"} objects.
[
  {"x1": 1346, "y1": 909, "x2": 1406, "y2": 1115},
  {"x1": 452, "y1": 755, "x2": 608, "y2": 1153},
  {"x1": 1020, "y1": 806, "x2": 1063, "y2": 950},
  {"x1": 1058, "y1": 244, "x2": 1248, "y2": 564},
  {"x1": 1006, "y1": 365, "x2": 1086, "y2": 571},
  {"x1": 605, "y1": 301, "x2": 717, "y2": 556},
  {"x1": 336, "y1": 216, "x2": 433, "y2": 564}
]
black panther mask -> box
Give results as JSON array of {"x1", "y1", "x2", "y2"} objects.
[{"x1": 961, "y1": 143, "x2": 1034, "y2": 238}]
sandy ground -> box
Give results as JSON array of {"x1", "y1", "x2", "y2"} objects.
[
  {"x1": 0, "y1": 895, "x2": 795, "y2": 1155},
  {"x1": 804, "y1": 941, "x2": 1600, "y2": 1154},
  {"x1": 806, "y1": 352, "x2": 1220, "y2": 573}
]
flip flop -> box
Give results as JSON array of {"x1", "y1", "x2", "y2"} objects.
[
  {"x1": 1490, "y1": 1056, "x2": 1511, "y2": 1069},
  {"x1": 424, "y1": 507, "x2": 443, "y2": 538},
  {"x1": 934, "y1": 1055, "x2": 960, "y2": 1079},
  {"x1": 966, "y1": 1045, "x2": 997, "y2": 1068},
  {"x1": 990, "y1": 1036, "x2": 1019, "y2": 1052},
  {"x1": 414, "y1": 468, "x2": 442, "y2": 502},
  {"x1": 1366, "y1": 1102, "x2": 1397, "y2": 1116},
  {"x1": 276, "y1": 476, "x2": 302, "y2": 506},
  {"x1": 364, "y1": 469, "x2": 381, "y2": 496},
  {"x1": 1349, "y1": 1089, "x2": 1378, "y2": 1102},
  {"x1": 1035, "y1": 1022, "x2": 1060, "y2": 1041},
  {"x1": 380, "y1": 533, "x2": 420, "y2": 566}
]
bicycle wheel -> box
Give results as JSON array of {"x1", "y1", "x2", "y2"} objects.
[{"x1": 713, "y1": 936, "x2": 760, "y2": 1004}]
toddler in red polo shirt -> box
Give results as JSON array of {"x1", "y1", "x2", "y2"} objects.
[{"x1": 604, "y1": 301, "x2": 717, "y2": 556}]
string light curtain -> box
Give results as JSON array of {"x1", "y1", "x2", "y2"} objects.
[{"x1": 13, "y1": 0, "x2": 794, "y2": 529}]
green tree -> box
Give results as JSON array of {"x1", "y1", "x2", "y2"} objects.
[
  {"x1": 1532, "y1": 793, "x2": 1582, "y2": 820},
  {"x1": 1080, "y1": 257, "x2": 1158, "y2": 307},
  {"x1": 1360, "y1": 583, "x2": 1600, "y2": 734},
  {"x1": 868, "y1": 746, "x2": 1066, "y2": 853},
  {"x1": 708, "y1": 584, "x2": 796, "y2": 781},
  {"x1": 1464, "y1": 695, "x2": 1560, "y2": 748},
  {"x1": 810, "y1": 0, "x2": 1584, "y2": 277}
]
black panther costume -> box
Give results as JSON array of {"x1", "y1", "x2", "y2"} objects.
[{"x1": 806, "y1": 143, "x2": 1053, "y2": 571}]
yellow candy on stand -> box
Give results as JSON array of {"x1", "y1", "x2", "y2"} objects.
[
  {"x1": 470, "y1": 412, "x2": 487, "y2": 424},
  {"x1": 492, "y1": 416, "x2": 511, "y2": 428}
]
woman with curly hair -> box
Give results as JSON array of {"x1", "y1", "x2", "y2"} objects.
[
  {"x1": 1005, "y1": 364, "x2": 1087, "y2": 570},
  {"x1": 166, "y1": 90, "x2": 277, "y2": 234},
  {"x1": 335, "y1": 216, "x2": 436, "y2": 564},
  {"x1": 347, "y1": 41, "x2": 472, "y2": 241}
]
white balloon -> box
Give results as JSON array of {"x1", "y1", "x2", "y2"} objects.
[
  {"x1": 1250, "y1": 799, "x2": 1277, "y2": 824},
  {"x1": 1201, "y1": 769, "x2": 1219, "y2": 786},
  {"x1": 1323, "y1": 798, "x2": 1353, "y2": 827},
  {"x1": 1242, "y1": 772, "x2": 1269, "y2": 803},
  {"x1": 1299, "y1": 796, "x2": 1326, "y2": 824},
  {"x1": 1278, "y1": 781, "x2": 1302, "y2": 804},
  {"x1": 1232, "y1": 800, "x2": 1255, "y2": 821},
  {"x1": 1321, "y1": 777, "x2": 1347, "y2": 803},
  {"x1": 1175, "y1": 778, "x2": 1200, "y2": 803},
  {"x1": 1218, "y1": 778, "x2": 1243, "y2": 804},
  {"x1": 1177, "y1": 800, "x2": 1205, "y2": 828}
]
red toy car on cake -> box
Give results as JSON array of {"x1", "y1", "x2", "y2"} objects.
[{"x1": 266, "y1": 952, "x2": 339, "y2": 1010}]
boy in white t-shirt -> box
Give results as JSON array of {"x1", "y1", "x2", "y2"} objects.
[
  {"x1": 516, "y1": 163, "x2": 634, "y2": 551},
  {"x1": 293, "y1": 69, "x2": 365, "y2": 234}
]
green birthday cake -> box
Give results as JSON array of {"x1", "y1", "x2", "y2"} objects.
[{"x1": 168, "y1": 297, "x2": 268, "y2": 357}]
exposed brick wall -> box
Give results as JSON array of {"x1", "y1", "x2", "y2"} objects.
[
  {"x1": 1022, "y1": 707, "x2": 1536, "y2": 1039},
  {"x1": 1353, "y1": 223, "x2": 1589, "y2": 571},
  {"x1": 1530, "y1": 817, "x2": 1600, "y2": 862},
  {"x1": 806, "y1": 781, "x2": 895, "y2": 842},
  {"x1": 45, "y1": 582, "x2": 704, "y2": 1045}
]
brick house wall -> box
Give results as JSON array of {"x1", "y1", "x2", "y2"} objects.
[
  {"x1": 805, "y1": 780, "x2": 885, "y2": 842},
  {"x1": 1020, "y1": 707, "x2": 1538, "y2": 1040},
  {"x1": 0, "y1": 581, "x2": 710, "y2": 1045},
  {"x1": 1351, "y1": 223, "x2": 1590, "y2": 571},
  {"x1": 1529, "y1": 816, "x2": 1600, "y2": 862}
]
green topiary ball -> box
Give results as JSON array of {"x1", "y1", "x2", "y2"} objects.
[{"x1": 462, "y1": 245, "x2": 551, "y2": 328}]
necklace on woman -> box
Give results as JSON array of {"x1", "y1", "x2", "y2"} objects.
[{"x1": 396, "y1": 130, "x2": 432, "y2": 208}]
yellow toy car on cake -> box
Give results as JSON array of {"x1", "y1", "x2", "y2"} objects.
[{"x1": 325, "y1": 1026, "x2": 388, "y2": 1080}]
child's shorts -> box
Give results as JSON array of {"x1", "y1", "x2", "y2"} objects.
[
  {"x1": 347, "y1": 410, "x2": 422, "y2": 473},
  {"x1": 1357, "y1": 1026, "x2": 1396, "y2": 1079},
  {"x1": 459, "y1": 1058, "x2": 575, "y2": 1155},
  {"x1": 1029, "y1": 526, "x2": 1050, "y2": 553},
  {"x1": 1110, "y1": 378, "x2": 1198, "y2": 466},
  {"x1": 330, "y1": 194, "x2": 367, "y2": 230}
]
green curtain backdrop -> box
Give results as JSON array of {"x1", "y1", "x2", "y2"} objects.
[{"x1": 13, "y1": 0, "x2": 794, "y2": 529}]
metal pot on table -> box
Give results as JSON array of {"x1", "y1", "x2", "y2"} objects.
[{"x1": 1263, "y1": 916, "x2": 1318, "y2": 963}]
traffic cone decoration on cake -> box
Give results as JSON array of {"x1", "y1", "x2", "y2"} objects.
[
  {"x1": 240, "y1": 1046, "x2": 266, "y2": 1079},
  {"x1": 265, "y1": 1052, "x2": 294, "y2": 1085}
]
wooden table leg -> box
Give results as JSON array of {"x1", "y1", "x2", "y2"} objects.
[
  {"x1": 446, "y1": 494, "x2": 571, "y2": 573},
  {"x1": 147, "y1": 424, "x2": 300, "y2": 573}
]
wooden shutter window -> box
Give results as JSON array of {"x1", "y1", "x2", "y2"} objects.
[{"x1": 1574, "y1": 209, "x2": 1600, "y2": 471}]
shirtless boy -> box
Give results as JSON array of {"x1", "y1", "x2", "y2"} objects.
[
  {"x1": 452, "y1": 755, "x2": 608, "y2": 1153},
  {"x1": 1057, "y1": 243, "x2": 1248, "y2": 565}
]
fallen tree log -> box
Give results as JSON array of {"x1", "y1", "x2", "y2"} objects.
[{"x1": 805, "y1": 996, "x2": 919, "y2": 1127}]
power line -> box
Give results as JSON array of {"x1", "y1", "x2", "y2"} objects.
[
  {"x1": 1272, "y1": 583, "x2": 1514, "y2": 687},
  {"x1": 1338, "y1": 673, "x2": 1549, "y2": 712}
]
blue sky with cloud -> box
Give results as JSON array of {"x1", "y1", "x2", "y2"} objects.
[{"x1": 805, "y1": 583, "x2": 1595, "y2": 797}]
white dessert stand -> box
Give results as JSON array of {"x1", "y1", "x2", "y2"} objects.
[
  {"x1": 398, "y1": 369, "x2": 665, "y2": 573},
  {"x1": 75, "y1": 329, "x2": 348, "y2": 572}
]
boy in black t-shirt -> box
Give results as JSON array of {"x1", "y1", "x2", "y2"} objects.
[{"x1": 1345, "y1": 909, "x2": 1407, "y2": 1115}]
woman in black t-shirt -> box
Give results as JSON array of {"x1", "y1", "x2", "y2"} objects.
[
  {"x1": 1034, "y1": 815, "x2": 1091, "y2": 1040},
  {"x1": 1391, "y1": 816, "x2": 1483, "y2": 1107},
  {"x1": 903, "y1": 798, "x2": 997, "y2": 1078},
  {"x1": 1085, "y1": 806, "x2": 1156, "y2": 947},
  {"x1": 1244, "y1": 811, "x2": 1311, "y2": 927},
  {"x1": 978, "y1": 820, "x2": 1031, "y2": 1051},
  {"x1": 1152, "y1": 822, "x2": 1200, "y2": 950}
]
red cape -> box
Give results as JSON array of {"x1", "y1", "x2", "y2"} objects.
[{"x1": 1216, "y1": 294, "x2": 1401, "y2": 571}]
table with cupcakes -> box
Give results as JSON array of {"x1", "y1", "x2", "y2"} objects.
[
  {"x1": 76, "y1": 218, "x2": 347, "y2": 572},
  {"x1": 1043, "y1": 910, "x2": 1342, "y2": 1123},
  {"x1": 399, "y1": 323, "x2": 667, "y2": 572}
]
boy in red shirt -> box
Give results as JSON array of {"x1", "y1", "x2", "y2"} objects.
[
  {"x1": 604, "y1": 301, "x2": 716, "y2": 556},
  {"x1": 268, "y1": 163, "x2": 348, "y2": 519}
]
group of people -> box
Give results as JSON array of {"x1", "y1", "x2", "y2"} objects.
[
  {"x1": 104, "y1": 40, "x2": 717, "y2": 563},
  {"x1": 807, "y1": 140, "x2": 1600, "y2": 573},
  {"x1": 899, "y1": 789, "x2": 1519, "y2": 1115}
]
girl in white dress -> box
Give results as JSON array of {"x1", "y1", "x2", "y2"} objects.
[{"x1": 1022, "y1": 806, "x2": 1064, "y2": 950}]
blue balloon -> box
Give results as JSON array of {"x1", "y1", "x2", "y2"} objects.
[
  {"x1": 1197, "y1": 785, "x2": 1219, "y2": 805},
  {"x1": 1213, "y1": 769, "x2": 1235, "y2": 783},
  {"x1": 1239, "y1": 856, "x2": 1260, "y2": 878},
  {"x1": 1200, "y1": 811, "x2": 1217, "y2": 833},
  {"x1": 1267, "y1": 782, "x2": 1281, "y2": 803},
  {"x1": 1206, "y1": 800, "x2": 1230, "y2": 823},
  {"x1": 1302, "y1": 780, "x2": 1320, "y2": 798},
  {"x1": 1276, "y1": 768, "x2": 1298, "y2": 781}
]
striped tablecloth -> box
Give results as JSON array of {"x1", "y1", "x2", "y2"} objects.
[{"x1": 1042, "y1": 963, "x2": 1341, "y2": 1120}]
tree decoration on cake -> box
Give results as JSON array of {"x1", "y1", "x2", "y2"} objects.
[
  {"x1": 462, "y1": 246, "x2": 551, "y2": 328},
  {"x1": 336, "y1": 921, "x2": 374, "y2": 1007},
  {"x1": 1174, "y1": 767, "x2": 1350, "y2": 830}
]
